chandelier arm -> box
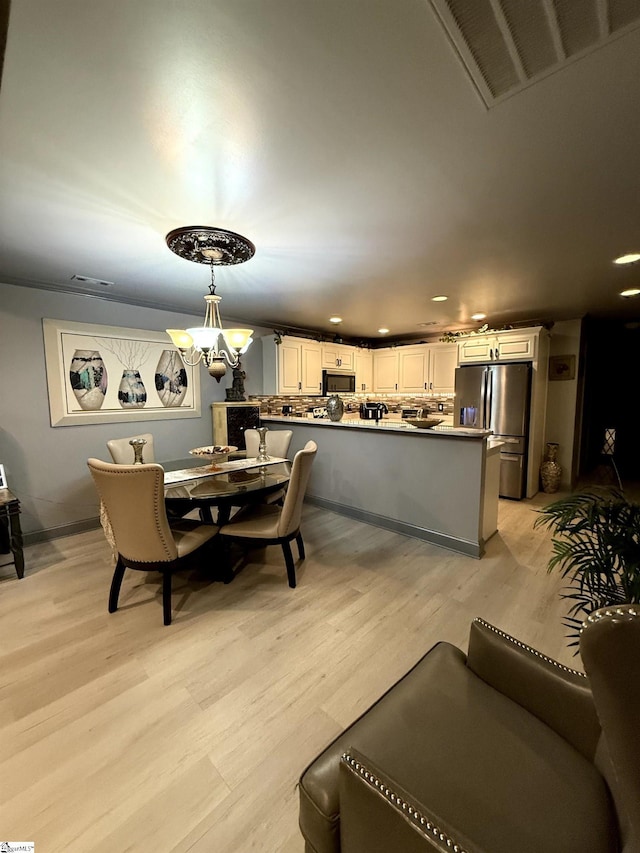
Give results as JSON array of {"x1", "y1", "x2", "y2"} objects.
[
  {"x1": 177, "y1": 347, "x2": 204, "y2": 367},
  {"x1": 207, "y1": 347, "x2": 240, "y2": 368}
]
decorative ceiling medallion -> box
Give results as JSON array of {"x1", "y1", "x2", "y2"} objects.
[{"x1": 165, "y1": 226, "x2": 256, "y2": 266}]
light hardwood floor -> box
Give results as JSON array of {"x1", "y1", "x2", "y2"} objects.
[{"x1": 0, "y1": 494, "x2": 575, "y2": 852}]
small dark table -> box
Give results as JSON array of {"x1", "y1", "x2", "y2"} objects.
[
  {"x1": 163, "y1": 454, "x2": 291, "y2": 525},
  {"x1": 0, "y1": 488, "x2": 25, "y2": 579}
]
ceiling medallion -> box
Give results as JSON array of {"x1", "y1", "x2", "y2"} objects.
[{"x1": 165, "y1": 226, "x2": 256, "y2": 266}]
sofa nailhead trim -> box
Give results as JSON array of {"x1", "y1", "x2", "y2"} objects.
[
  {"x1": 473, "y1": 617, "x2": 586, "y2": 678},
  {"x1": 581, "y1": 607, "x2": 639, "y2": 631},
  {"x1": 342, "y1": 753, "x2": 467, "y2": 853}
]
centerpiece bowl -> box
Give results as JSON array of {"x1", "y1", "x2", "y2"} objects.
[
  {"x1": 404, "y1": 417, "x2": 443, "y2": 430},
  {"x1": 189, "y1": 445, "x2": 237, "y2": 470}
]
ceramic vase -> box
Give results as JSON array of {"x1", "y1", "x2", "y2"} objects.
[
  {"x1": 69, "y1": 349, "x2": 108, "y2": 410},
  {"x1": 326, "y1": 394, "x2": 344, "y2": 422},
  {"x1": 155, "y1": 349, "x2": 188, "y2": 407},
  {"x1": 118, "y1": 369, "x2": 147, "y2": 408},
  {"x1": 540, "y1": 442, "x2": 561, "y2": 493}
]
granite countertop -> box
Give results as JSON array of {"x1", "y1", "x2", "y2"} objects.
[{"x1": 262, "y1": 414, "x2": 491, "y2": 439}]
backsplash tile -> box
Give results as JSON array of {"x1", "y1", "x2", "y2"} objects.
[{"x1": 249, "y1": 393, "x2": 455, "y2": 416}]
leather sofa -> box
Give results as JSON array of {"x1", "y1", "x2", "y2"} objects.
[{"x1": 299, "y1": 607, "x2": 639, "y2": 853}]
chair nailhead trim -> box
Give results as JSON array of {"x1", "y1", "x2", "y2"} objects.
[
  {"x1": 581, "y1": 607, "x2": 640, "y2": 632},
  {"x1": 342, "y1": 753, "x2": 467, "y2": 853},
  {"x1": 473, "y1": 617, "x2": 586, "y2": 678}
]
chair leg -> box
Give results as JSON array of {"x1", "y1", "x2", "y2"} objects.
[
  {"x1": 295, "y1": 532, "x2": 305, "y2": 561},
  {"x1": 108, "y1": 557, "x2": 126, "y2": 614},
  {"x1": 282, "y1": 540, "x2": 297, "y2": 588},
  {"x1": 162, "y1": 571, "x2": 173, "y2": 626}
]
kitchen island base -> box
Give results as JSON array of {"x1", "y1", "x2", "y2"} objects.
[{"x1": 262, "y1": 417, "x2": 500, "y2": 558}]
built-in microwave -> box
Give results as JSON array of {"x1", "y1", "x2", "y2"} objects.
[{"x1": 322, "y1": 370, "x2": 356, "y2": 395}]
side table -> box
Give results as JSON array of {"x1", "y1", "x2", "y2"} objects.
[{"x1": 0, "y1": 488, "x2": 25, "y2": 579}]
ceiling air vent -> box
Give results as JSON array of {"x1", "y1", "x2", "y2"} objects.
[
  {"x1": 71, "y1": 274, "x2": 114, "y2": 287},
  {"x1": 429, "y1": 0, "x2": 640, "y2": 107}
]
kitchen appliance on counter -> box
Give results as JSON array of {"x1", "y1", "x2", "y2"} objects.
[
  {"x1": 322, "y1": 370, "x2": 356, "y2": 395},
  {"x1": 401, "y1": 407, "x2": 428, "y2": 419},
  {"x1": 360, "y1": 402, "x2": 389, "y2": 421},
  {"x1": 454, "y1": 363, "x2": 532, "y2": 500}
]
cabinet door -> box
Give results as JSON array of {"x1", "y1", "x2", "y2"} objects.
[
  {"x1": 300, "y1": 341, "x2": 323, "y2": 394},
  {"x1": 494, "y1": 332, "x2": 537, "y2": 362},
  {"x1": 355, "y1": 349, "x2": 373, "y2": 392},
  {"x1": 457, "y1": 336, "x2": 494, "y2": 364},
  {"x1": 428, "y1": 343, "x2": 457, "y2": 393},
  {"x1": 278, "y1": 340, "x2": 301, "y2": 394},
  {"x1": 322, "y1": 343, "x2": 340, "y2": 369},
  {"x1": 373, "y1": 349, "x2": 399, "y2": 392},
  {"x1": 398, "y1": 347, "x2": 428, "y2": 393},
  {"x1": 337, "y1": 346, "x2": 355, "y2": 371}
]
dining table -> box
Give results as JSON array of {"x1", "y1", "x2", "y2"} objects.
[{"x1": 163, "y1": 451, "x2": 291, "y2": 525}]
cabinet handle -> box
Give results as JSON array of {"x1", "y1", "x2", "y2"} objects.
[
  {"x1": 319, "y1": 382, "x2": 322, "y2": 391},
  {"x1": 490, "y1": 348, "x2": 494, "y2": 360},
  {"x1": 298, "y1": 381, "x2": 302, "y2": 390},
  {"x1": 395, "y1": 383, "x2": 398, "y2": 390},
  {"x1": 495, "y1": 346, "x2": 499, "y2": 359},
  {"x1": 430, "y1": 382, "x2": 433, "y2": 390},
  {"x1": 424, "y1": 382, "x2": 427, "y2": 390}
]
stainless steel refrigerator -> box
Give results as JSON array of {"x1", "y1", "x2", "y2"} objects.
[{"x1": 454, "y1": 362, "x2": 532, "y2": 499}]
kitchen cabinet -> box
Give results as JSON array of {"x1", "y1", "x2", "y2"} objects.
[
  {"x1": 457, "y1": 328, "x2": 541, "y2": 365},
  {"x1": 428, "y1": 342, "x2": 458, "y2": 393},
  {"x1": 322, "y1": 342, "x2": 355, "y2": 371},
  {"x1": 262, "y1": 335, "x2": 323, "y2": 395},
  {"x1": 211, "y1": 402, "x2": 260, "y2": 450},
  {"x1": 373, "y1": 348, "x2": 399, "y2": 392},
  {"x1": 354, "y1": 348, "x2": 373, "y2": 392},
  {"x1": 398, "y1": 346, "x2": 428, "y2": 393}
]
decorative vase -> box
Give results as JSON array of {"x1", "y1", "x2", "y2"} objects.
[
  {"x1": 540, "y1": 442, "x2": 562, "y2": 493},
  {"x1": 118, "y1": 369, "x2": 147, "y2": 408},
  {"x1": 155, "y1": 350, "x2": 188, "y2": 407},
  {"x1": 129, "y1": 438, "x2": 147, "y2": 464},
  {"x1": 69, "y1": 349, "x2": 108, "y2": 410},
  {"x1": 256, "y1": 426, "x2": 270, "y2": 462},
  {"x1": 326, "y1": 394, "x2": 344, "y2": 422}
]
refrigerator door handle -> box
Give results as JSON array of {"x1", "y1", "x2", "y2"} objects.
[
  {"x1": 485, "y1": 369, "x2": 493, "y2": 430},
  {"x1": 480, "y1": 368, "x2": 488, "y2": 429}
]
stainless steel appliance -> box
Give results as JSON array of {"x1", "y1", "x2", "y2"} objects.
[
  {"x1": 322, "y1": 370, "x2": 356, "y2": 395},
  {"x1": 454, "y1": 362, "x2": 532, "y2": 499},
  {"x1": 360, "y1": 402, "x2": 388, "y2": 421}
]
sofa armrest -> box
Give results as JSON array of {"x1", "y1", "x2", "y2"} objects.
[
  {"x1": 339, "y1": 750, "x2": 487, "y2": 853},
  {"x1": 467, "y1": 618, "x2": 601, "y2": 760}
]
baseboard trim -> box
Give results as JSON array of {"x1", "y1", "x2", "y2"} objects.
[
  {"x1": 23, "y1": 517, "x2": 101, "y2": 546},
  {"x1": 304, "y1": 496, "x2": 482, "y2": 558}
]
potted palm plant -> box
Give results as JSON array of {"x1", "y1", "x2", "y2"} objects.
[{"x1": 534, "y1": 487, "x2": 640, "y2": 649}]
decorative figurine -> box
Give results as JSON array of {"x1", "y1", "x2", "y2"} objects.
[{"x1": 225, "y1": 360, "x2": 246, "y2": 401}]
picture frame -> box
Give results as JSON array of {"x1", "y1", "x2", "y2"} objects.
[
  {"x1": 43, "y1": 318, "x2": 201, "y2": 427},
  {"x1": 0, "y1": 463, "x2": 6, "y2": 489},
  {"x1": 548, "y1": 354, "x2": 576, "y2": 382}
]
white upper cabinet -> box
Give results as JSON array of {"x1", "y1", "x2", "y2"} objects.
[
  {"x1": 322, "y1": 342, "x2": 355, "y2": 371},
  {"x1": 428, "y1": 343, "x2": 457, "y2": 394},
  {"x1": 373, "y1": 348, "x2": 399, "y2": 392},
  {"x1": 354, "y1": 348, "x2": 373, "y2": 392},
  {"x1": 398, "y1": 346, "x2": 429, "y2": 393},
  {"x1": 457, "y1": 328, "x2": 541, "y2": 365},
  {"x1": 262, "y1": 336, "x2": 322, "y2": 395}
]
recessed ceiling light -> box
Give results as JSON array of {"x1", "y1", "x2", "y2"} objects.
[
  {"x1": 329, "y1": 316, "x2": 342, "y2": 324},
  {"x1": 620, "y1": 288, "x2": 640, "y2": 298},
  {"x1": 471, "y1": 313, "x2": 486, "y2": 321},
  {"x1": 431, "y1": 295, "x2": 448, "y2": 302},
  {"x1": 614, "y1": 253, "x2": 640, "y2": 265},
  {"x1": 378, "y1": 327, "x2": 390, "y2": 334}
]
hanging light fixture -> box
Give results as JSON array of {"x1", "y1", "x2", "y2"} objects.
[{"x1": 165, "y1": 226, "x2": 255, "y2": 381}]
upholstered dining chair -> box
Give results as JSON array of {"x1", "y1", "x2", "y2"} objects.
[
  {"x1": 87, "y1": 458, "x2": 219, "y2": 625},
  {"x1": 244, "y1": 428, "x2": 294, "y2": 505},
  {"x1": 106, "y1": 433, "x2": 155, "y2": 464},
  {"x1": 219, "y1": 439, "x2": 317, "y2": 587}
]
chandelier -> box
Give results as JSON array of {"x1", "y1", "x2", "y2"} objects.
[{"x1": 165, "y1": 226, "x2": 255, "y2": 381}]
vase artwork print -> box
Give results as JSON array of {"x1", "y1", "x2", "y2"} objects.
[
  {"x1": 69, "y1": 349, "x2": 108, "y2": 410},
  {"x1": 44, "y1": 318, "x2": 201, "y2": 426},
  {"x1": 155, "y1": 349, "x2": 188, "y2": 407}
]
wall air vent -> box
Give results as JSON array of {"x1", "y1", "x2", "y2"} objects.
[
  {"x1": 429, "y1": 0, "x2": 640, "y2": 107},
  {"x1": 71, "y1": 274, "x2": 114, "y2": 287}
]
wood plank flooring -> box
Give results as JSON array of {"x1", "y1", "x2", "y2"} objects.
[{"x1": 0, "y1": 494, "x2": 576, "y2": 852}]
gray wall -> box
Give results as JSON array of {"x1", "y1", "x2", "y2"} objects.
[{"x1": 0, "y1": 282, "x2": 268, "y2": 539}]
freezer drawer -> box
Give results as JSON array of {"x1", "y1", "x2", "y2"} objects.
[{"x1": 499, "y1": 452, "x2": 525, "y2": 500}]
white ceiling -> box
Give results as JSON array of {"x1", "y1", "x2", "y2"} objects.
[{"x1": 1, "y1": 0, "x2": 640, "y2": 341}]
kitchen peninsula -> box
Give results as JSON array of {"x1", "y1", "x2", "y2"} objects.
[{"x1": 262, "y1": 416, "x2": 501, "y2": 558}]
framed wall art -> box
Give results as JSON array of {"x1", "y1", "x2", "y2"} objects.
[
  {"x1": 548, "y1": 354, "x2": 576, "y2": 382},
  {"x1": 0, "y1": 463, "x2": 6, "y2": 489},
  {"x1": 43, "y1": 318, "x2": 201, "y2": 426}
]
